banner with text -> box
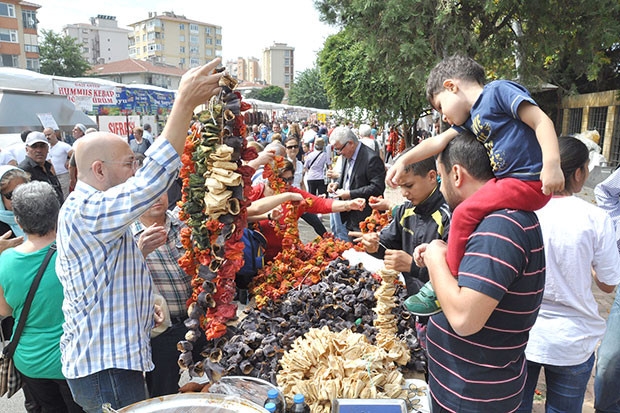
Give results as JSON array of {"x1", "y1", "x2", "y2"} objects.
[
  {"x1": 99, "y1": 115, "x2": 141, "y2": 138},
  {"x1": 53, "y1": 80, "x2": 118, "y2": 112}
]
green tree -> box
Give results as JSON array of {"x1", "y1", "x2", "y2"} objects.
[
  {"x1": 39, "y1": 30, "x2": 91, "y2": 77},
  {"x1": 288, "y1": 67, "x2": 330, "y2": 109},
  {"x1": 315, "y1": 0, "x2": 620, "y2": 141},
  {"x1": 247, "y1": 85, "x2": 285, "y2": 103}
]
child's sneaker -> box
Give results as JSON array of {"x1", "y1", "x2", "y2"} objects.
[{"x1": 404, "y1": 281, "x2": 442, "y2": 316}]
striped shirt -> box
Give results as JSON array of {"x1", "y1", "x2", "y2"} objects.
[
  {"x1": 427, "y1": 209, "x2": 545, "y2": 412},
  {"x1": 130, "y1": 210, "x2": 192, "y2": 319},
  {"x1": 55, "y1": 138, "x2": 181, "y2": 379},
  {"x1": 594, "y1": 168, "x2": 620, "y2": 251}
]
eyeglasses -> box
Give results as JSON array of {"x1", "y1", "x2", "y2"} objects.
[
  {"x1": 333, "y1": 140, "x2": 351, "y2": 154},
  {"x1": 285, "y1": 145, "x2": 299, "y2": 150},
  {"x1": 1, "y1": 191, "x2": 13, "y2": 200},
  {"x1": 102, "y1": 159, "x2": 141, "y2": 170},
  {"x1": 279, "y1": 176, "x2": 295, "y2": 184}
]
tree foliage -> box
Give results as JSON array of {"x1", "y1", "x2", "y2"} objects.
[
  {"x1": 288, "y1": 67, "x2": 330, "y2": 109},
  {"x1": 247, "y1": 85, "x2": 285, "y2": 103},
  {"x1": 39, "y1": 30, "x2": 91, "y2": 77},
  {"x1": 315, "y1": 0, "x2": 620, "y2": 140}
]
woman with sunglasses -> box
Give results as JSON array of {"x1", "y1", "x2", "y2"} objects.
[
  {"x1": 0, "y1": 165, "x2": 30, "y2": 250},
  {"x1": 249, "y1": 159, "x2": 366, "y2": 263}
]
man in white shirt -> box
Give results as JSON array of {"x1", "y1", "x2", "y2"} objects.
[
  {"x1": 6, "y1": 130, "x2": 29, "y2": 165},
  {"x1": 44, "y1": 127, "x2": 73, "y2": 199},
  {"x1": 143, "y1": 123, "x2": 154, "y2": 144}
]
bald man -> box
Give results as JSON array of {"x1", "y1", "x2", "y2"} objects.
[{"x1": 55, "y1": 59, "x2": 224, "y2": 412}]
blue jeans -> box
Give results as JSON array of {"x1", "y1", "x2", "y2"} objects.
[
  {"x1": 516, "y1": 353, "x2": 595, "y2": 413},
  {"x1": 330, "y1": 212, "x2": 349, "y2": 241},
  {"x1": 595, "y1": 290, "x2": 620, "y2": 413},
  {"x1": 67, "y1": 368, "x2": 148, "y2": 413}
]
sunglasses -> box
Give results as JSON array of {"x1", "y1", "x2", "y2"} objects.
[
  {"x1": 1, "y1": 191, "x2": 13, "y2": 200},
  {"x1": 280, "y1": 176, "x2": 295, "y2": 184},
  {"x1": 286, "y1": 145, "x2": 299, "y2": 150}
]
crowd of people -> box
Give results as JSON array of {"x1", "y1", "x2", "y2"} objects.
[{"x1": 0, "y1": 54, "x2": 620, "y2": 413}]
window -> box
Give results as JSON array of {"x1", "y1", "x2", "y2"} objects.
[
  {"x1": 179, "y1": 35, "x2": 185, "y2": 42},
  {"x1": 0, "y1": 54, "x2": 18, "y2": 67},
  {"x1": 189, "y1": 23, "x2": 199, "y2": 33},
  {"x1": 215, "y1": 28, "x2": 221, "y2": 35},
  {"x1": 588, "y1": 106, "x2": 608, "y2": 146},
  {"x1": 179, "y1": 46, "x2": 185, "y2": 53},
  {"x1": 215, "y1": 39, "x2": 221, "y2": 46},
  {"x1": 180, "y1": 57, "x2": 186, "y2": 64},
  {"x1": 206, "y1": 38, "x2": 212, "y2": 45},
  {"x1": 190, "y1": 57, "x2": 200, "y2": 67},
  {"x1": 0, "y1": 3, "x2": 15, "y2": 18},
  {"x1": 189, "y1": 46, "x2": 199, "y2": 54},
  {"x1": 205, "y1": 27, "x2": 211, "y2": 35},
  {"x1": 22, "y1": 10, "x2": 37, "y2": 29},
  {"x1": 0, "y1": 29, "x2": 18, "y2": 43},
  {"x1": 26, "y1": 58, "x2": 39, "y2": 71},
  {"x1": 205, "y1": 48, "x2": 213, "y2": 56},
  {"x1": 609, "y1": 106, "x2": 620, "y2": 167},
  {"x1": 148, "y1": 44, "x2": 162, "y2": 52},
  {"x1": 179, "y1": 24, "x2": 185, "y2": 30},
  {"x1": 81, "y1": 46, "x2": 89, "y2": 53},
  {"x1": 24, "y1": 44, "x2": 39, "y2": 53},
  {"x1": 190, "y1": 35, "x2": 199, "y2": 44},
  {"x1": 567, "y1": 108, "x2": 583, "y2": 135}
]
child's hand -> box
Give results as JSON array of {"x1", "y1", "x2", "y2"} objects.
[
  {"x1": 385, "y1": 159, "x2": 404, "y2": 189},
  {"x1": 541, "y1": 163, "x2": 565, "y2": 195}
]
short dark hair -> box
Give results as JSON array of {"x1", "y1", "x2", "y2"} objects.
[
  {"x1": 426, "y1": 55, "x2": 486, "y2": 104},
  {"x1": 437, "y1": 131, "x2": 494, "y2": 182},
  {"x1": 20, "y1": 130, "x2": 31, "y2": 142},
  {"x1": 12, "y1": 181, "x2": 59, "y2": 236},
  {"x1": 404, "y1": 156, "x2": 436, "y2": 176}
]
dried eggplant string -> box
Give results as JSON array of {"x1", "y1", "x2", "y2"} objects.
[{"x1": 177, "y1": 70, "x2": 258, "y2": 378}]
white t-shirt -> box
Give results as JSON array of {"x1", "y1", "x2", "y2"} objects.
[
  {"x1": 0, "y1": 149, "x2": 15, "y2": 165},
  {"x1": 526, "y1": 196, "x2": 620, "y2": 366},
  {"x1": 48, "y1": 141, "x2": 72, "y2": 174},
  {"x1": 6, "y1": 142, "x2": 26, "y2": 165}
]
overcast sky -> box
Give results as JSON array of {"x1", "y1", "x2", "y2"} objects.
[{"x1": 36, "y1": 0, "x2": 339, "y2": 73}]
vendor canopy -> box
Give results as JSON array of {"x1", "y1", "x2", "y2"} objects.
[{"x1": 0, "y1": 89, "x2": 96, "y2": 134}]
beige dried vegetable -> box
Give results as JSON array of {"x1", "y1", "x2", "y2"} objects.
[{"x1": 277, "y1": 267, "x2": 411, "y2": 412}]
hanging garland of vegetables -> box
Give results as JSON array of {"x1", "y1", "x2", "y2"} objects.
[{"x1": 177, "y1": 70, "x2": 257, "y2": 358}]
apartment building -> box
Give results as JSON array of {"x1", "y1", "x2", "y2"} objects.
[
  {"x1": 63, "y1": 15, "x2": 130, "y2": 65},
  {"x1": 128, "y1": 11, "x2": 222, "y2": 69},
  {"x1": 262, "y1": 42, "x2": 294, "y2": 91},
  {"x1": 0, "y1": 0, "x2": 40, "y2": 71},
  {"x1": 225, "y1": 56, "x2": 261, "y2": 83}
]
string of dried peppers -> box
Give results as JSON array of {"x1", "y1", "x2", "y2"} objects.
[{"x1": 177, "y1": 70, "x2": 257, "y2": 377}]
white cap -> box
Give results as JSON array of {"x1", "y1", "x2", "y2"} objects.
[{"x1": 25, "y1": 131, "x2": 49, "y2": 146}]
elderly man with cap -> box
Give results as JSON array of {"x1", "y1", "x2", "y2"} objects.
[
  {"x1": 18, "y1": 132, "x2": 63, "y2": 205},
  {"x1": 72, "y1": 123, "x2": 86, "y2": 144}
]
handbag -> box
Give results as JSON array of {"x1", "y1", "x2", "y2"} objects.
[{"x1": 0, "y1": 243, "x2": 56, "y2": 398}]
